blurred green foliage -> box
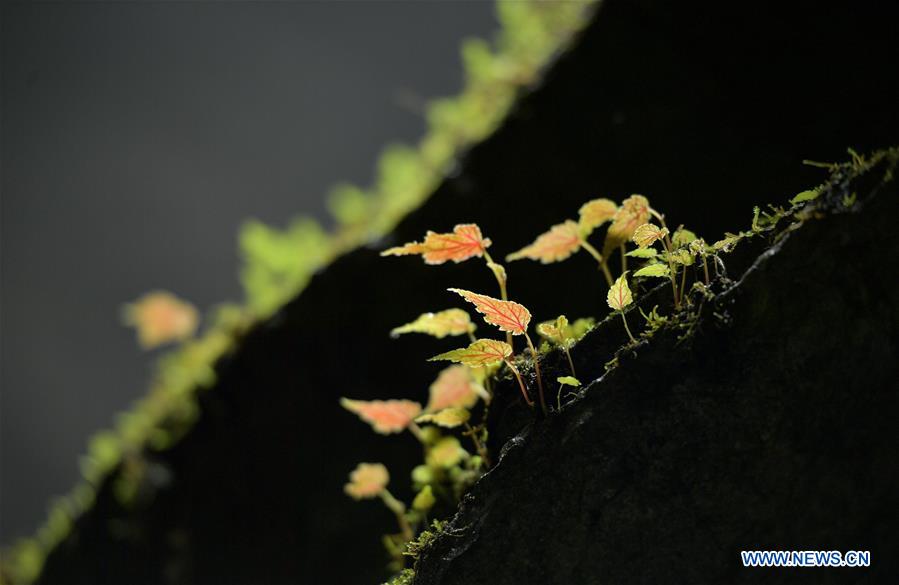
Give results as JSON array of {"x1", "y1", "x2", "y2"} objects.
[{"x1": 0, "y1": 2, "x2": 596, "y2": 583}]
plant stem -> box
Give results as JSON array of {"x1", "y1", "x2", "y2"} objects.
[
  {"x1": 463, "y1": 422, "x2": 492, "y2": 468},
  {"x1": 504, "y1": 360, "x2": 533, "y2": 407},
  {"x1": 524, "y1": 333, "x2": 547, "y2": 415},
  {"x1": 620, "y1": 311, "x2": 636, "y2": 343},
  {"x1": 483, "y1": 252, "x2": 513, "y2": 347},
  {"x1": 580, "y1": 239, "x2": 614, "y2": 286},
  {"x1": 679, "y1": 262, "x2": 688, "y2": 302},
  {"x1": 702, "y1": 256, "x2": 710, "y2": 285},
  {"x1": 651, "y1": 209, "x2": 680, "y2": 308},
  {"x1": 563, "y1": 346, "x2": 577, "y2": 378},
  {"x1": 467, "y1": 330, "x2": 478, "y2": 344},
  {"x1": 380, "y1": 490, "x2": 413, "y2": 542},
  {"x1": 407, "y1": 422, "x2": 426, "y2": 443},
  {"x1": 619, "y1": 243, "x2": 628, "y2": 273}
]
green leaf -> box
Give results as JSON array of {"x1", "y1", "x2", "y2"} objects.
[
  {"x1": 672, "y1": 227, "x2": 697, "y2": 249},
  {"x1": 631, "y1": 223, "x2": 668, "y2": 248},
  {"x1": 429, "y1": 339, "x2": 513, "y2": 367},
  {"x1": 668, "y1": 249, "x2": 695, "y2": 266},
  {"x1": 537, "y1": 315, "x2": 569, "y2": 345},
  {"x1": 625, "y1": 248, "x2": 658, "y2": 259},
  {"x1": 790, "y1": 189, "x2": 820, "y2": 205},
  {"x1": 633, "y1": 263, "x2": 670, "y2": 278},
  {"x1": 712, "y1": 232, "x2": 744, "y2": 252},
  {"x1": 391, "y1": 309, "x2": 475, "y2": 339},
  {"x1": 412, "y1": 485, "x2": 436, "y2": 512},
  {"x1": 557, "y1": 376, "x2": 581, "y2": 387},
  {"x1": 426, "y1": 437, "x2": 467, "y2": 468},
  {"x1": 416, "y1": 408, "x2": 471, "y2": 428}
]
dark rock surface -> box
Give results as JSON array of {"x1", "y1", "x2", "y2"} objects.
[
  {"x1": 412, "y1": 167, "x2": 899, "y2": 585},
  {"x1": 36, "y1": 0, "x2": 899, "y2": 584}
]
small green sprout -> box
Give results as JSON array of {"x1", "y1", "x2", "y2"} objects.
[
  {"x1": 537, "y1": 315, "x2": 578, "y2": 377},
  {"x1": 555, "y1": 375, "x2": 582, "y2": 410}
]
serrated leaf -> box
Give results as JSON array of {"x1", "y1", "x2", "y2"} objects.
[
  {"x1": 344, "y1": 463, "x2": 389, "y2": 500},
  {"x1": 448, "y1": 288, "x2": 531, "y2": 334},
  {"x1": 390, "y1": 309, "x2": 475, "y2": 339},
  {"x1": 603, "y1": 194, "x2": 651, "y2": 254},
  {"x1": 607, "y1": 272, "x2": 633, "y2": 311},
  {"x1": 578, "y1": 198, "x2": 618, "y2": 235},
  {"x1": 506, "y1": 220, "x2": 582, "y2": 263},
  {"x1": 537, "y1": 315, "x2": 569, "y2": 345},
  {"x1": 381, "y1": 223, "x2": 492, "y2": 265},
  {"x1": 426, "y1": 437, "x2": 467, "y2": 468},
  {"x1": 557, "y1": 376, "x2": 581, "y2": 387},
  {"x1": 631, "y1": 223, "x2": 669, "y2": 248},
  {"x1": 672, "y1": 227, "x2": 697, "y2": 249},
  {"x1": 625, "y1": 248, "x2": 658, "y2": 259},
  {"x1": 340, "y1": 398, "x2": 423, "y2": 435},
  {"x1": 416, "y1": 407, "x2": 471, "y2": 428},
  {"x1": 634, "y1": 263, "x2": 670, "y2": 278},
  {"x1": 790, "y1": 189, "x2": 820, "y2": 205},
  {"x1": 427, "y1": 365, "x2": 482, "y2": 411},
  {"x1": 430, "y1": 339, "x2": 513, "y2": 367}
]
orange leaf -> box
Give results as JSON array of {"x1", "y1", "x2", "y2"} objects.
[
  {"x1": 604, "y1": 195, "x2": 651, "y2": 254},
  {"x1": 448, "y1": 288, "x2": 531, "y2": 335},
  {"x1": 340, "y1": 398, "x2": 422, "y2": 434},
  {"x1": 344, "y1": 463, "x2": 389, "y2": 500},
  {"x1": 506, "y1": 220, "x2": 582, "y2": 264},
  {"x1": 430, "y1": 339, "x2": 513, "y2": 367},
  {"x1": 427, "y1": 365, "x2": 484, "y2": 412},
  {"x1": 578, "y1": 198, "x2": 618, "y2": 235},
  {"x1": 381, "y1": 223, "x2": 492, "y2": 265},
  {"x1": 123, "y1": 291, "x2": 199, "y2": 349}
]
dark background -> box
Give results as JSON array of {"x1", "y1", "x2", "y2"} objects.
[{"x1": 0, "y1": 1, "x2": 495, "y2": 545}]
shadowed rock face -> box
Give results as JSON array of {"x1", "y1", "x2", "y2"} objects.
[
  {"x1": 36, "y1": 0, "x2": 899, "y2": 584},
  {"x1": 411, "y1": 166, "x2": 899, "y2": 585}
]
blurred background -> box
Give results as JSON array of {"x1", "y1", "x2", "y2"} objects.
[{"x1": 1, "y1": 1, "x2": 496, "y2": 545}]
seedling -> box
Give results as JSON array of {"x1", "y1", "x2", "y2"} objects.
[
  {"x1": 555, "y1": 375, "x2": 581, "y2": 410},
  {"x1": 607, "y1": 272, "x2": 636, "y2": 343},
  {"x1": 506, "y1": 198, "x2": 618, "y2": 285},
  {"x1": 431, "y1": 338, "x2": 532, "y2": 407},
  {"x1": 447, "y1": 289, "x2": 548, "y2": 414},
  {"x1": 537, "y1": 315, "x2": 578, "y2": 377},
  {"x1": 382, "y1": 223, "x2": 514, "y2": 344}
]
